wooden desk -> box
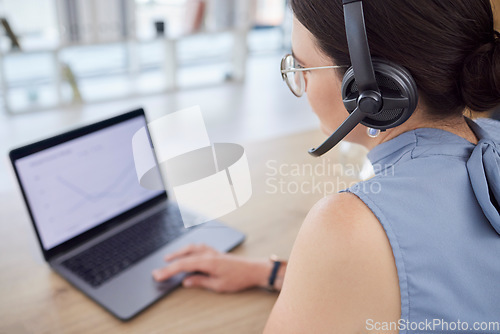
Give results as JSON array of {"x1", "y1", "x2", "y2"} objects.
[{"x1": 0, "y1": 130, "x2": 364, "y2": 334}]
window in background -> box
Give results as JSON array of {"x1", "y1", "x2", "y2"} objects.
[
  {"x1": 0, "y1": 0, "x2": 289, "y2": 114},
  {"x1": 0, "y1": 0, "x2": 59, "y2": 49},
  {"x1": 0, "y1": 0, "x2": 60, "y2": 111},
  {"x1": 2, "y1": 52, "x2": 59, "y2": 111},
  {"x1": 248, "y1": 0, "x2": 290, "y2": 54}
]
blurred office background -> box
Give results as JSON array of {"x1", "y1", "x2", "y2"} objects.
[
  {"x1": 0, "y1": 0, "x2": 320, "y2": 194},
  {"x1": 1, "y1": 0, "x2": 499, "y2": 196}
]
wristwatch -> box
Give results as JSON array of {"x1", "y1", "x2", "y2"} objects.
[{"x1": 267, "y1": 254, "x2": 283, "y2": 291}]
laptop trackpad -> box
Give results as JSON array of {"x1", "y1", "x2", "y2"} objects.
[{"x1": 71, "y1": 221, "x2": 244, "y2": 320}]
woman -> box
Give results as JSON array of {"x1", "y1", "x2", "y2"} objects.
[{"x1": 153, "y1": 0, "x2": 500, "y2": 332}]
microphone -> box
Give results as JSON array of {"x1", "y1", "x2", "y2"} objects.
[{"x1": 308, "y1": 107, "x2": 366, "y2": 157}]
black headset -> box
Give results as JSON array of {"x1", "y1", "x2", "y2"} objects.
[{"x1": 308, "y1": 0, "x2": 419, "y2": 157}]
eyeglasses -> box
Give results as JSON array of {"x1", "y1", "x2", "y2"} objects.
[{"x1": 280, "y1": 54, "x2": 349, "y2": 97}]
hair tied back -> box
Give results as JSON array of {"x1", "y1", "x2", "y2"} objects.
[{"x1": 460, "y1": 29, "x2": 500, "y2": 112}]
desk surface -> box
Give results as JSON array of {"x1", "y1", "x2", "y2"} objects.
[{"x1": 0, "y1": 130, "x2": 364, "y2": 334}]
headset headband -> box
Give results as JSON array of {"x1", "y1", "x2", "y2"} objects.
[{"x1": 342, "y1": 0, "x2": 379, "y2": 94}]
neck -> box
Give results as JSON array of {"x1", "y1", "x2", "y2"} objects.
[{"x1": 364, "y1": 114, "x2": 479, "y2": 151}]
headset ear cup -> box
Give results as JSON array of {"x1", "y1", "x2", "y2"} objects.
[{"x1": 341, "y1": 58, "x2": 419, "y2": 130}]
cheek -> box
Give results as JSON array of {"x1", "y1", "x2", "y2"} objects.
[{"x1": 306, "y1": 73, "x2": 348, "y2": 133}]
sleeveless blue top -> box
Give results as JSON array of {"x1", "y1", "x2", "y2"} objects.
[{"x1": 344, "y1": 118, "x2": 500, "y2": 333}]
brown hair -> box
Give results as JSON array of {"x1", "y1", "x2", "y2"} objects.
[{"x1": 290, "y1": 0, "x2": 500, "y2": 116}]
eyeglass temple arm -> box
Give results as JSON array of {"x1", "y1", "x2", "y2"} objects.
[
  {"x1": 281, "y1": 65, "x2": 349, "y2": 74},
  {"x1": 308, "y1": 107, "x2": 366, "y2": 157}
]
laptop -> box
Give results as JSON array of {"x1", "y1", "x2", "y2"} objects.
[{"x1": 9, "y1": 109, "x2": 246, "y2": 321}]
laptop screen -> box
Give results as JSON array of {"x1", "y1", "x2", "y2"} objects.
[{"x1": 14, "y1": 114, "x2": 164, "y2": 251}]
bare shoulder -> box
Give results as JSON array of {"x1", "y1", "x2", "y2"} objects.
[{"x1": 264, "y1": 192, "x2": 400, "y2": 334}]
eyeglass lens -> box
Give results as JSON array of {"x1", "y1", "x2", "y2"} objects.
[{"x1": 283, "y1": 55, "x2": 305, "y2": 97}]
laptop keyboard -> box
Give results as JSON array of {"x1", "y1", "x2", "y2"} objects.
[{"x1": 62, "y1": 206, "x2": 191, "y2": 288}]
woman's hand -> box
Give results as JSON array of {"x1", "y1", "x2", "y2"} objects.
[{"x1": 152, "y1": 244, "x2": 272, "y2": 293}]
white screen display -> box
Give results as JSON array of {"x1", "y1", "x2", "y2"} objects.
[{"x1": 15, "y1": 116, "x2": 163, "y2": 250}]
